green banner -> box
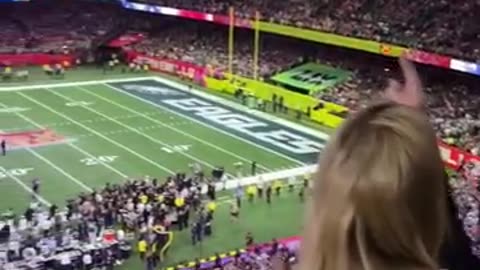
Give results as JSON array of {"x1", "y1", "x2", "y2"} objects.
[{"x1": 271, "y1": 63, "x2": 350, "y2": 93}]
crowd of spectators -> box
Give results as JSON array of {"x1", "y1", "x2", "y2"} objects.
[
  {"x1": 141, "y1": 0, "x2": 480, "y2": 62},
  {"x1": 130, "y1": 23, "x2": 301, "y2": 79},
  {"x1": 451, "y1": 163, "x2": 480, "y2": 259},
  {"x1": 194, "y1": 243, "x2": 298, "y2": 270},
  {"x1": 0, "y1": 165, "x2": 218, "y2": 270},
  {"x1": 0, "y1": 1, "x2": 120, "y2": 54}
]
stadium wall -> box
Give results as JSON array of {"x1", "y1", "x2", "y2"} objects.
[
  {"x1": 204, "y1": 73, "x2": 346, "y2": 128},
  {"x1": 0, "y1": 53, "x2": 75, "y2": 67}
]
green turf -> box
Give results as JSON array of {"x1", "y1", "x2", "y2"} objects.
[
  {"x1": 0, "y1": 68, "x2": 327, "y2": 268},
  {"x1": 0, "y1": 84, "x2": 301, "y2": 211}
]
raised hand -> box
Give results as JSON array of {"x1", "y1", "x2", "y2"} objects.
[{"x1": 384, "y1": 56, "x2": 424, "y2": 109}]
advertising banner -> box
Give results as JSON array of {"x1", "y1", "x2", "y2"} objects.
[
  {"x1": 120, "y1": 0, "x2": 252, "y2": 28},
  {"x1": 107, "y1": 32, "x2": 145, "y2": 48},
  {"x1": 125, "y1": 51, "x2": 210, "y2": 85},
  {"x1": 0, "y1": 53, "x2": 74, "y2": 67},
  {"x1": 405, "y1": 49, "x2": 451, "y2": 69},
  {"x1": 271, "y1": 63, "x2": 350, "y2": 94},
  {"x1": 438, "y1": 141, "x2": 480, "y2": 170}
]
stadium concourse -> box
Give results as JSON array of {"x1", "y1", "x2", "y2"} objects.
[{"x1": 0, "y1": 0, "x2": 479, "y2": 270}]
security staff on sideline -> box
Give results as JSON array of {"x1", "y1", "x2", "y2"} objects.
[{"x1": 1, "y1": 139, "x2": 6, "y2": 156}]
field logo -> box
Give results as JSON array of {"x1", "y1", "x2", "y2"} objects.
[
  {"x1": 0, "y1": 167, "x2": 34, "y2": 180},
  {"x1": 122, "y1": 84, "x2": 186, "y2": 96},
  {"x1": 0, "y1": 129, "x2": 67, "y2": 150},
  {"x1": 162, "y1": 98, "x2": 324, "y2": 155}
]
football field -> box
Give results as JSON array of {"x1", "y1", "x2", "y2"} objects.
[{"x1": 0, "y1": 76, "x2": 328, "y2": 212}]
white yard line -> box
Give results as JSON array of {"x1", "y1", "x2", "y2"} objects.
[
  {"x1": 28, "y1": 150, "x2": 93, "y2": 192},
  {"x1": 104, "y1": 83, "x2": 306, "y2": 166},
  {"x1": 0, "y1": 77, "x2": 157, "y2": 91},
  {"x1": 48, "y1": 88, "x2": 229, "y2": 176},
  {"x1": 0, "y1": 167, "x2": 51, "y2": 206},
  {"x1": 1, "y1": 103, "x2": 129, "y2": 179},
  {"x1": 0, "y1": 102, "x2": 93, "y2": 192},
  {"x1": 80, "y1": 86, "x2": 273, "y2": 172},
  {"x1": 0, "y1": 113, "x2": 161, "y2": 133},
  {"x1": 17, "y1": 92, "x2": 175, "y2": 175}
]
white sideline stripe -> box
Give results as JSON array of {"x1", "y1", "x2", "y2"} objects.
[
  {"x1": 2, "y1": 103, "x2": 129, "y2": 179},
  {"x1": 82, "y1": 85, "x2": 272, "y2": 172},
  {"x1": 105, "y1": 83, "x2": 306, "y2": 166},
  {"x1": 209, "y1": 164, "x2": 317, "y2": 192},
  {"x1": 17, "y1": 91, "x2": 175, "y2": 175},
  {"x1": 0, "y1": 77, "x2": 157, "y2": 91},
  {"x1": 0, "y1": 102, "x2": 93, "y2": 192},
  {"x1": 152, "y1": 77, "x2": 330, "y2": 141},
  {"x1": 47, "y1": 89, "x2": 226, "y2": 177}
]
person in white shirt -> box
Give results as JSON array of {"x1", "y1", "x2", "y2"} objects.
[
  {"x1": 87, "y1": 222, "x2": 97, "y2": 244},
  {"x1": 288, "y1": 176, "x2": 296, "y2": 193},
  {"x1": 180, "y1": 187, "x2": 189, "y2": 199},
  {"x1": 40, "y1": 217, "x2": 52, "y2": 232},
  {"x1": 95, "y1": 193, "x2": 103, "y2": 204},
  {"x1": 136, "y1": 202, "x2": 145, "y2": 214},
  {"x1": 126, "y1": 200, "x2": 134, "y2": 212},
  {"x1": 257, "y1": 176, "x2": 264, "y2": 198},
  {"x1": 8, "y1": 239, "x2": 20, "y2": 258},
  {"x1": 117, "y1": 229, "x2": 125, "y2": 242},
  {"x1": 82, "y1": 252, "x2": 93, "y2": 270},
  {"x1": 58, "y1": 252, "x2": 72, "y2": 270}
]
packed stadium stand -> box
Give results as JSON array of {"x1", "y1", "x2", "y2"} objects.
[{"x1": 132, "y1": 0, "x2": 480, "y2": 61}]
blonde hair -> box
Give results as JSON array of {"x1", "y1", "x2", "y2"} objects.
[{"x1": 300, "y1": 102, "x2": 447, "y2": 270}]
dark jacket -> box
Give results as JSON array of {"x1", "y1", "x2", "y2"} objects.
[{"x1": 439, "y1": 182, "x2": 480, "y2": 270}]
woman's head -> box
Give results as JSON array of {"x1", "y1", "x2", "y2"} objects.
[{"x1": 301, "y1": 102, "x2": 447, "y2": 270}]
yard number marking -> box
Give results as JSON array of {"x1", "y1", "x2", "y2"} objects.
[
  {"x1": 0, "y1": 167, "x2": 34, "y2": 179},
  {"x1": 81, "y1": 155, "x2": 118, "y2": 166},
  {"x1": 161, "y1": 145, "x2": 192, "y2": 154},
  {"x1": 66, "y1": 101, "x2": 93, "y2": 107}
]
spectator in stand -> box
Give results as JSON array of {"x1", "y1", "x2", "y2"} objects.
[
  {"x1": 0, "y1": 1, "x2": 120, "y2": 55},
  {"x1": 301, "y1": 58, "x2": 480, "y2": 270}
]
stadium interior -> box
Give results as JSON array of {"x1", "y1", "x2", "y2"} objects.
[{"x1": 0, "y1": 0, "x2": 479, "y2": 269}]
